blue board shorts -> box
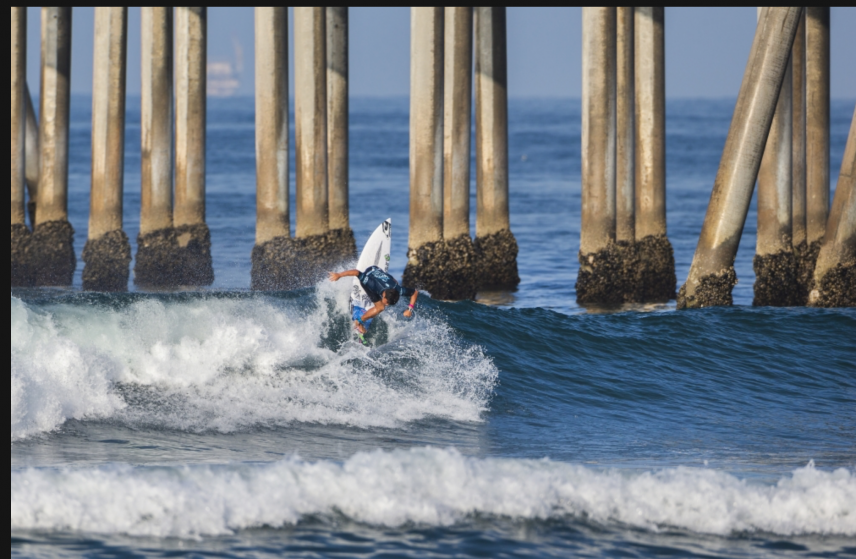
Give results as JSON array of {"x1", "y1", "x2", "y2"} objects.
[{"x1": 352, "y1": 306, "x2": 374, "y2": 331}]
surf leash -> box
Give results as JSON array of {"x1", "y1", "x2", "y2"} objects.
[
  {"x1": 355, "y1": 317, "x2": 369, "y2": 346},
  {"x1": 356, "y1": 331, "x2": 369, "y2": 346}
]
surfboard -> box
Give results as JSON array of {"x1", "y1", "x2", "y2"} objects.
[{"x1": 350, "y1": 219, "x2": 392, "y2": 344}]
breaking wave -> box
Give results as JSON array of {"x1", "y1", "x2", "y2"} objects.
[
  {"x1": 10, "y1": 448, "x2": 854, "y2": 538},
  {"x1": 10, "y1": 286, "x2": 498, "y2": 441}
]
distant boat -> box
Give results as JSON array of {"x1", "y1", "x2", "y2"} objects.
[
  {"x1": 207, "y1": 61, "x2": 241, "y2": 98},
  {"x1": 207, "y1": 36, "x2": 243, "y2": 98}
]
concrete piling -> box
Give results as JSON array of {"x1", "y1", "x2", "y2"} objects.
[
  {"x1": 804, "y1": 7, "x2": 830, "y2": 287},
  {"x1": 576, "y1": 7, "x2": 619, "y2": 305},
  {"x1": 290, "y1": 7, "x2": 343, "y2": 286},
  {"x1": 326, "y1": 7, "x2": 357, "y2": 265},
  {"x1": 250, "y1": 7, "x2": 296, "y2": 290},
  {"x1": 295, "y1": 6, "x2": 329, "y2": 243},
  {"x1": 616, "y1": 7, "x2": 635, "y2": 246},
  {"x1": 25, "y1": 85, "x2": 39, "y2": 229},
  {"x1": 439, "y1": 6, "x2": 478, "y2": 300},
  {"x1": 33, "y1": 7, "x2": 76, "y2": 287},
  {"x1": 791, "y1": 12, "x2": 810, "y2": 300},
  {"x1": 596, "y1": 6, "x2": 642, "y2": 305},
  {"x1": 634, "y1": 7, "x2": 676, "y2": 303},
  {"x1": 474, "y1": 7, "x2": 519, "y2": 291},
  {"x1": 443, "y1": 7, "x2": 473, "y2": 238},
  {"x1": 173, "y1": 6, "x2": 213, "y2": 286},
  {"x1": 753, "y1": 17, "x2": 798, "y2": 307},
  {"x1": 82, "y1": 7, "x2": 131, "y2": 292},
  {"x1": 11, "y1": 7, "x2": 31, "y2": 287},
  {"x1": 808, "y1": 105, "x2": 856, "y2": 307},
  {"x1": 403, "y1": 7, "x2": 460, "y2": 299},
  {"x1": 678, "y1": 7, "x2": 802, "y2": 309},
  {"x1": 606, "y1": 6, "x2": 644, "y2": 304},
  {"x1": 136, "y1": 7, "x2": 179, "y2": 287}
]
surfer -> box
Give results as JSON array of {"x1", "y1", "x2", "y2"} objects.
[{"x1": 328, "y1": 266, "x2": 418, "y2": 335}]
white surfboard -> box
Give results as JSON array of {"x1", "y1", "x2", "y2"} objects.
[{"x1": 350, "y1": 219, "x2": 392, "y2": 314}]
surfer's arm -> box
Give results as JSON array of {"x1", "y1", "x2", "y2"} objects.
[
  {"x1": 403, "y1": 291, "x2": 418, "y2": 318},
  {"x1": 360, "y1": 301, "x2": 386, "y2": 322},
  {"x1": 328, "y1": 270, "x2": 360, "y2": 282}
]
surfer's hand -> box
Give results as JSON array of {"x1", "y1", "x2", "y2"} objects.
[
  {"x1": 328, "y1": 272, "x2": 340, "y2": 282},
  {"x1": 355, "y1": 322, "x2": 367, "y2": 335},
  {"x1": 403, "y1": 309, "x2": 413, "y2": 319}
]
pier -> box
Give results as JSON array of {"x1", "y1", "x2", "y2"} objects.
[{"x1": 9, "y1": 7, "x2": 854, "y2": 308}]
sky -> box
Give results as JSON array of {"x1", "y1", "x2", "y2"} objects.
[{"x1": 24, "y1": 7, "x2": 856, "y2": 99}]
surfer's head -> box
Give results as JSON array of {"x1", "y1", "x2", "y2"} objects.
[{"x1": 382, "y1": 289, "x2": 401, "y2": 306}]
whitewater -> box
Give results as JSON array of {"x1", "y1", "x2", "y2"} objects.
[
  {"x1": 12, "y1": 451, "x2": 855, "y2": 538},
  {"x1": 11, "y1": 289, "x2": 497, "y2": 440}
]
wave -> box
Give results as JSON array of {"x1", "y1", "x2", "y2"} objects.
[
  {"x1": 10, "y1": 287, "x2": 498, "y2": 441},
  {"x1": 10, "y1": 448, "x2": 854, "y2": 538},
  {"x1": 451, "y1": 302, "x2": 856, "y2": 418}
]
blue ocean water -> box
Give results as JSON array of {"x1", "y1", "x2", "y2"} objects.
[{"x1": 10, "y1": 97, "x2": 856, "y2": 558}]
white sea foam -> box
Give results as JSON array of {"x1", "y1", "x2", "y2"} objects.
[
  {"x1": 10, "y1": 448, "x2": 855, "y2": 538},
  {"x1": 11, "y1": 296, "x2": 126, "y2": 441},
  {"x1": 10, "y1": 289, "x2": 498, "y2": 441}
]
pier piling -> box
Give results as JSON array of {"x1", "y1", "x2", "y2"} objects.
[
  {"x1": 33, "y1": 7, "x2": 76, "y2": 287},
  {"x1": 83, "y1": 7, "x2": 131, "y2": 292},
  {"x1": 804, "y1": 7, "x2": 831, "y2": 288},
  {"x1": 173, "y1": 6, "x2": 213, "y2": 286},
  {"x1": 678, "y1": 7, "x2": 803, "y2": 309},
  {"x1": 616, "y1": 7, "x2": 635, "y2": 246},
  {"x1": 474, "y1": 7, "x2": 519, "y2": 291},
  {"x1": 792, "y1": 12, "x2": 809, "y2": 301},
  {"x1": 634, "y1": 7, "x2": 676, "y2": 303},
  {"x1": 11, "y1": 7, "x2": 30, "y2": 287},
  {"x1": 754, "y1": 51, "x2": 798, "y2": 306},
  {"x1": 25, "y1": 86, "x2": 39, "y2": 229},
  {"x1": 136, "y1": 7, "x2": 179, "y2": 287},
  {"x1": 440, "y1": 6, "x2": 478, "y2": 300},
  {"x1": 326, "y1": 7, "x2": 357, "y2": 265},
  {"x1": 809, "y1": 106, "x2": 856, "y2": 307},
  {"x1": 292, "y1": 7, "x2": 341, "y2": 284},
  {"x1": 609, "y1": 6, "x2": 640, "y2": 303},
  {"x1": 576, "y1": 7, "x2": 619, "y2": 305},
  {"x1": 295, "y1": 6, "x2": 329, "y2": 244},
  {"x1": 753, "y1": 8, "x2": 799, "y2": 307},
  {"x1": 403, "y1": 7, "x2": 451, "y2": 298},
  {"x1": 251, "y1": 7, "x2": 295, "y2": 290}
]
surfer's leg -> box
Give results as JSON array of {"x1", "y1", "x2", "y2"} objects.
[{"x1": 351, "y1": 307, "x2": 374, "y2": 331}]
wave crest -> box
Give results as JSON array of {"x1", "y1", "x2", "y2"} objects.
[
  {"x1": 11, "y1": 449, "x2": 854, "y2": 538},
  {"x1": 10, "y1": 291, "x2": 498, "y2": 440}
]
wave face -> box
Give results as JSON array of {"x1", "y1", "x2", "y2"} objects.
[
  {"x1": 10, "y1": 289, "x2": 498, "y2": 441},
  {"x1": 11, "y1": 448, "x2": 855, "y2": 538}
]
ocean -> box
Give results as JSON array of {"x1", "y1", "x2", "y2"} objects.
[{"x1": 10, "y1": 97, "x2": 856, "y2": 558}]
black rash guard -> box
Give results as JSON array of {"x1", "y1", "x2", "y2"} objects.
[{"x1": 358, "y1": 266, "x2": 416, "y2": 304}]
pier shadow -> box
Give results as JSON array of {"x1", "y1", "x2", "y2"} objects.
[
  {"x1": 579, "y1": 301, "x2": 675, "y2": 315},
  {"x1": 475, "y1": 290, "x2": 517, "y2": 307}
]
